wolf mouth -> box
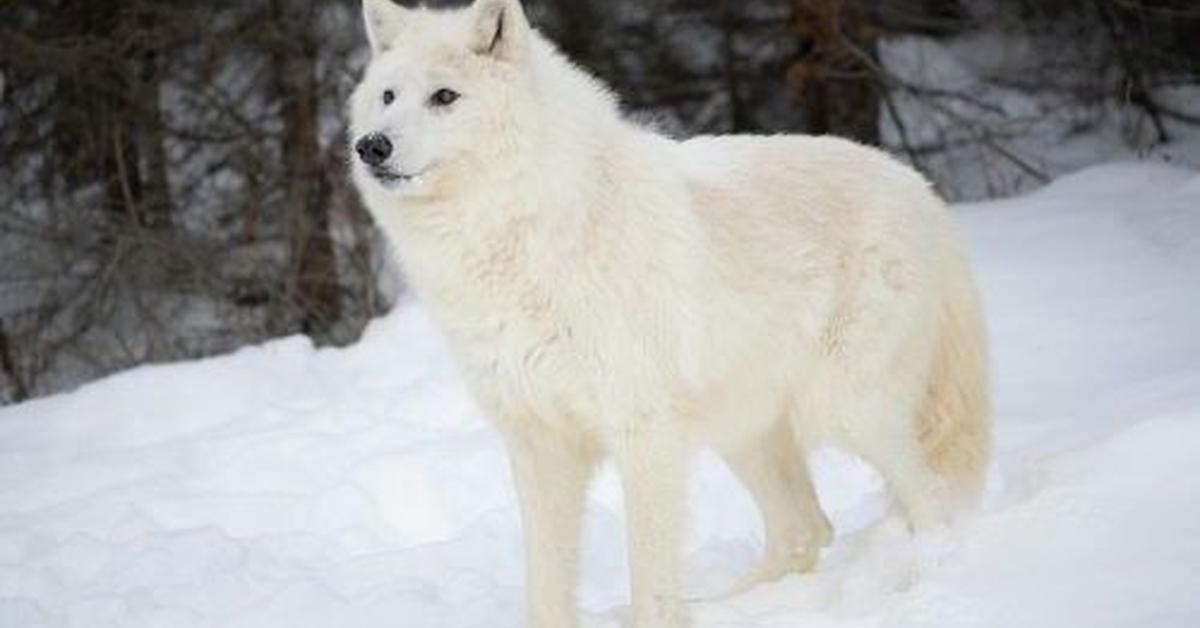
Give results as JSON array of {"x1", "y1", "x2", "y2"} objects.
[{"x1": 371, "y1": 167, "x2": 421, "y2": 184}]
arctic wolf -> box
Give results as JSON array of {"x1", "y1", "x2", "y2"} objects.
[{"x1": 348, "y1": 0, "x2": 990, "y2": 626}]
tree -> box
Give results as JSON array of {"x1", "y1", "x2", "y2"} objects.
[
  {"x1": 269, "y1": 0, "x2": 342, "y2": 341},
  {"x1": 0, "y1": 0, "x2": 388, "y2": 402}
]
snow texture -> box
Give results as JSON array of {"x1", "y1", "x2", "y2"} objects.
[{"x1": 2, "y1": 163, "x2": 1199, "y2": 627}]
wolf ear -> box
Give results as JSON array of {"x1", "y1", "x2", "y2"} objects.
[
  {"x1": 363, "y1": 0, "x2": 407, "y2": 55},
  {"x1": 469, "y1": 0, "x2": 530, "y2": 62}
]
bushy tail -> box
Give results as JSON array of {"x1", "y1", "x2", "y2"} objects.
[{"x1": 916, "y1": 261, "x2": 991, "y2": 505}]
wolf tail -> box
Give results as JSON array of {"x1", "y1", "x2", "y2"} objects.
[{"x1": 916, "y1": 255, "x2": 991, "y2": 506}]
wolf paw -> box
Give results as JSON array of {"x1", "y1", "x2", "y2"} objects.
[{"x1": 724, "y1": 529, "x2": 832, "y2": 597}]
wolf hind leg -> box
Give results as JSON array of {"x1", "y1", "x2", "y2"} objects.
[
  {"x1": 720, "y1": 419, "x2": 831, "y2": 592},
  {"x1": 858, "y1": 425, "x2": 956, "y2": 531},
  {"x1": 840, "y1": 386, "x2": 965, "y2": 532}
]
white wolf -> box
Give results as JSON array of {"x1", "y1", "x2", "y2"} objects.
[{"x1": 348, "y1": 1, "x2": 990, "y2": 626}]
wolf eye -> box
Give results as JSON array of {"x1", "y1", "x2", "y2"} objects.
[
  {"x1": 429, "y1": 88, "x2": 460, "y2": 108},
  {"x1": 382, "y1": 89, "x2": 395, "y2": 106}
]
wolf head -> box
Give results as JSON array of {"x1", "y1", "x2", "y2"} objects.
[{"x1": 349, "y1": 0, "x2": 536, "y2": 204}]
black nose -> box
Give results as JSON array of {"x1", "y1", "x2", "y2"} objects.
[{"x1": 355, "y1": 133, "x2": 393, "y2": 167}]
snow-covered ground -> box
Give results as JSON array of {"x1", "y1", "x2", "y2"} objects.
[{"x1": 2, "y1": 163, "x2": 1199, "y2": 627}]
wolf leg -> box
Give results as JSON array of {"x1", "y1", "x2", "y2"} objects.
[
  {"x1": 844, "y1": 397, "x2": 956, "y2": 531},
  {"x1": 614, "y1": 424, "x2": 689, "y2": 628},
  {"x1": 504, "y1": 425, "x2": 597, "y2": 628},
  {"x1": 721, "y1": 420, "x2": 831, "y2": 592}
]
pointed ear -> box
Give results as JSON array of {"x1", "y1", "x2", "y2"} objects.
[
  {"x1": 469, "y1": 0, "x2": 530, "y2": 62},
  {"x1": 363, "y1": 0, "x2": 407, "y2": 55}
]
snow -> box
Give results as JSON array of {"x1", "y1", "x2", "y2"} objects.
[{"x1": 2, "y1": 162, "x2": 1200, "y2": 627}]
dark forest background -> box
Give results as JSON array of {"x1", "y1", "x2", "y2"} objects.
[{"x1": 1, "y1": 0, "x2": 1199, "y2": 404}]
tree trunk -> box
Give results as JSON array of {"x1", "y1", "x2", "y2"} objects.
[
  {"x1": 132, "y1": 4, "x2": 174, "y2": 230},
  {"x1": 270, "y1": 0, "x2": 341, "y2": 342},
  {"x1": 55, "y1": 0, "x2": 145, "y2": 220},
  {"x1": 720, "y1": 0, "x2": 750, "y2": 132},
  {"x1": 0, "y1": 320, "x2": 29, "y2": 404},
  {"x1": 788, "y1": 0, "x2": 881, "y2": 145},
  {"x1": 1091, "y1": 0, "x2": 1169, "y2": 144}
]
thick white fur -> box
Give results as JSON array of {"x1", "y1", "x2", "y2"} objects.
[{"x1": 349, "y1": 1, "x2": 990, "y2": 626}]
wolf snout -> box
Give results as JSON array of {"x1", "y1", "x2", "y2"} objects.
[{"x1": 355, "y1": 133, "x2": 393, "y2": 167}]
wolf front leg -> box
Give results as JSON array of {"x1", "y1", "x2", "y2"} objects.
[
  {"x1": 614, "y1": 423, "x2": 689, "y2": 628},
  {"x1": 503, "y1": 425, "x2": 598, "y2": 628}
]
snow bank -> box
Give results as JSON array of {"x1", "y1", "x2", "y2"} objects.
[{"x1": 2, "y1": 163, "x2": 1199, "y2": 627}]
